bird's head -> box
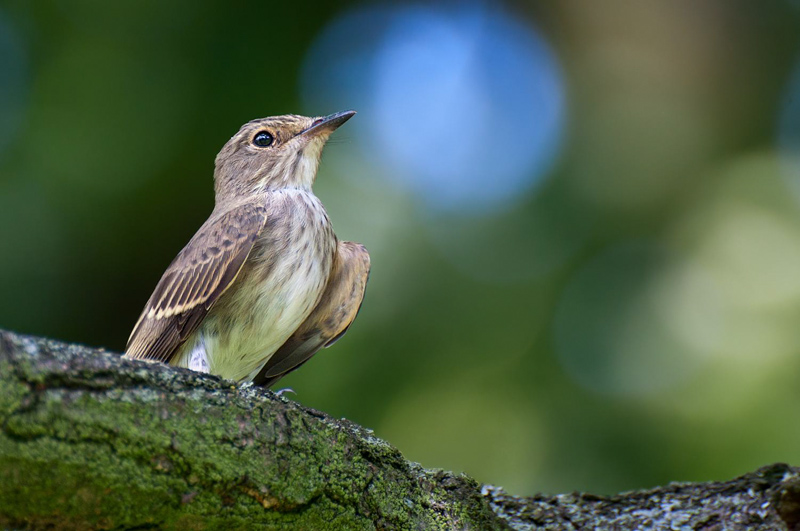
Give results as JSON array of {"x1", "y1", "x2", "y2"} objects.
[{"x1": 213, "y1": 110, "x2": 355, "y2": 200}]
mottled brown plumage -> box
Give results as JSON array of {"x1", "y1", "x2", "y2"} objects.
[{"x1": 125, "y1": 111, "x2": 369, "y2": 385}]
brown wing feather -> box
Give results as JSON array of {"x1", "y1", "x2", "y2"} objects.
[
  {"x1": 125, "y1": 202, "x2": 268, "y2": 362},
  {"x1": 253, "y1": 241, "x2": 370, "y2": 387}
]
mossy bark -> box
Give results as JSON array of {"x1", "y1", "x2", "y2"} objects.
[{"x1": 1, "y1": 329, "x2": 798, "y2": 530}]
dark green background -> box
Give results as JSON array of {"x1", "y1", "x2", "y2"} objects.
[{"x1": 2, "y1": 0, "x2": 800, "y2": 496}]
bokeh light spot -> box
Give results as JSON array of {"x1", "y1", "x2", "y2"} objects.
[
  {"x1": 667, "y1": 152, "x2": 800, "y2": 368},
  {"x1": 554, "y1": 242, "x2": 723, "y2": 396},
  {"x1": 694, "y1": 205, "x2": 800, "y2": 310},
  {"x1": 302, "y1": 2, "x2": 565, "y2": 215}
]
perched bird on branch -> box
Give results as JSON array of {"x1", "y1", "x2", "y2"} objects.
[{"x1": 125, "y1": 111, "x2": 369, "y2": 386}]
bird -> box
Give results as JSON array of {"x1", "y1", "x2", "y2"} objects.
[{"x1": 124, "y1": 111, "x2": 370, "y2": 386}]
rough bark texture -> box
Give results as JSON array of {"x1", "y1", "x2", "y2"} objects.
[{"x1": 1, "y1": 329, "x2": 799, "y2": 530}]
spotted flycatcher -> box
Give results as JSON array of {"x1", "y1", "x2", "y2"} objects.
[{"x1": 125, "y1": 111, "x2": 369, "y2": 386}]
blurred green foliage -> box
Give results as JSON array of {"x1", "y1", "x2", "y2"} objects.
[{"x1": 2, "y1": 0, "x2": 800, "y2": 497}]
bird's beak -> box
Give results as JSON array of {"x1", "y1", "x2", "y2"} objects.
[{"x1": 299, "y1": 110, "x2": 356, "y2": 138}]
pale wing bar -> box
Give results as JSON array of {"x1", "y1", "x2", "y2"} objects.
[{"x1": 125, "y1": 203, "x2": 267, "y2": 363}]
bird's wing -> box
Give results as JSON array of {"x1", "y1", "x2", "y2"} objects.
[
  {"x1": 253, "y1": 241, "x2": 370, "y2": 387},
  {"x1": 125, "y1": 202, "x2": 268, "y2": 363}
]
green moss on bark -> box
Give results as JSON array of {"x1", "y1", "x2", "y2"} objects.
[
  {"x1": 0, "y1": 330, "x2": 505, "y2": 530},
  {"x1": 7, "y1": 330, "x2": 794, "y2": 530}
]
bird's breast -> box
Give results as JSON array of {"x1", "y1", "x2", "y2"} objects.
[
  {"x1": 247, "y1": 190, "x2": 336, "y2": 293},
  {"x1": 198, "y1": 190, "x2": 337, "y2": 381}
]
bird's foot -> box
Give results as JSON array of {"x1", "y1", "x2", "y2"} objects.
[{"x1": 274, "y1": 388, "x2": 296, "y2": 397}]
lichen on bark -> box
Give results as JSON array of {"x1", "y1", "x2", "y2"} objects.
[{"x1": 2, "y1": 329, "x2": 800, "y2": 530}]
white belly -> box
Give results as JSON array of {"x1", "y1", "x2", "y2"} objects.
[{"x1": 173, "y1": 190, "x2": 336, "y2": 382}]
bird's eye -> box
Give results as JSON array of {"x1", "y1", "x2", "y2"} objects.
[{"x1": 253, "y1": 131, "x2": 274, "y2": 147}]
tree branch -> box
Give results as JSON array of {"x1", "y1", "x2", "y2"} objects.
[{"x1": 1, "y1": 329, "x2": 798, "y2": 530}]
